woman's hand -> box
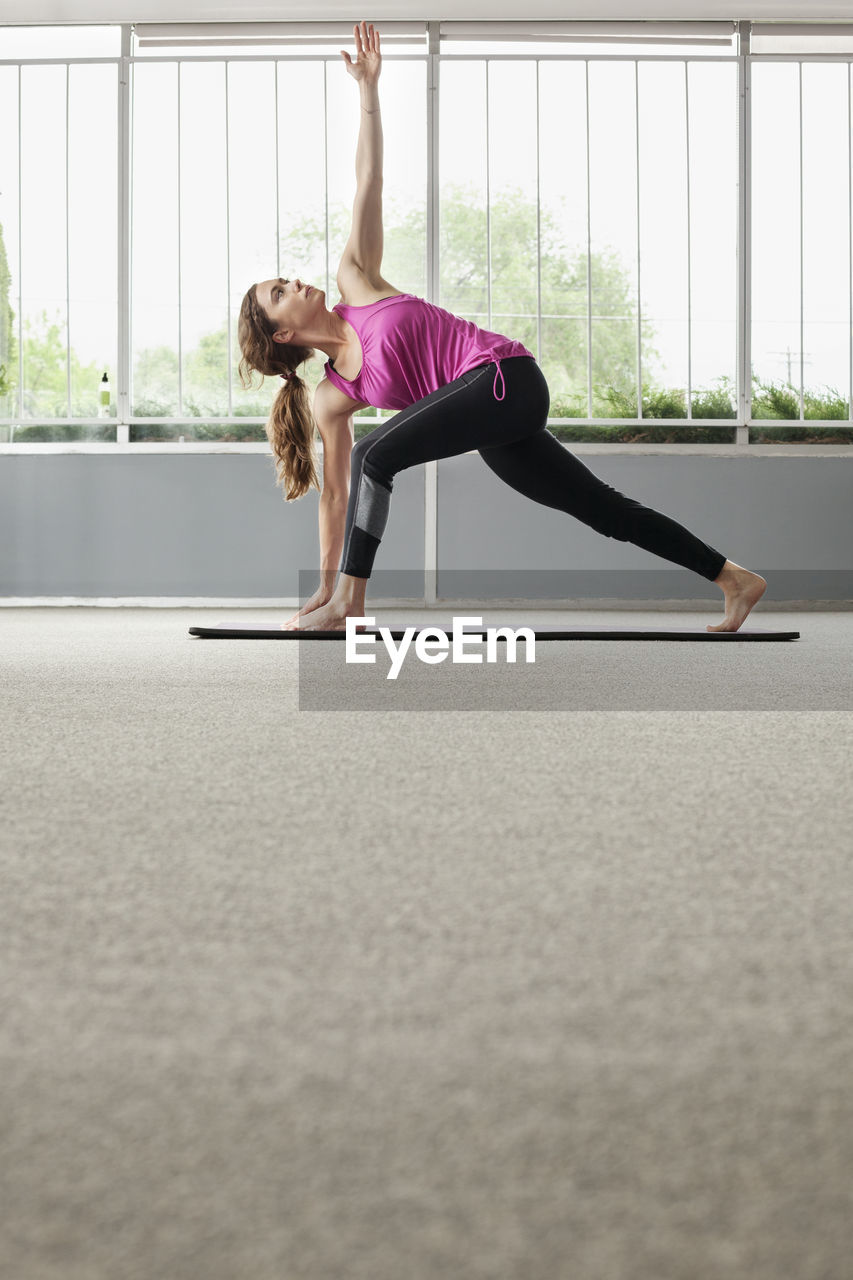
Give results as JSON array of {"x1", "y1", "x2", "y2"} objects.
[
  {"x1": 341, "y1": 21, "x2": 382, "y2": 84},
  {"x1": 281, "y1": 585, "x2": 333, "y2": 630}
]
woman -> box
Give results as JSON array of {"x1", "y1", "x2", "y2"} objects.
[{"x1": 238, "y1": 21, "x2": 766, "y2": 634}]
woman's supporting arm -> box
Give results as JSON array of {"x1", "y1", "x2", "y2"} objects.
[
  {"x1": 319, "y1": 492, "x2": 348, "y2": 594},
  {"x1": 314, "y1": 381, "x2": 357, "y2": 588}
]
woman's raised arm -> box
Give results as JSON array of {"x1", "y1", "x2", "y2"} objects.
[
  {"x1": 338, "y1": 22, "x2": 385, "y2": 281},
  {"x1": 341, "y1": 22, "x2": 383, "y2": 181}
]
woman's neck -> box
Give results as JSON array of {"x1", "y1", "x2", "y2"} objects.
[{"x1": 304, "y1": 308, "x2": 354, "y2": 366}]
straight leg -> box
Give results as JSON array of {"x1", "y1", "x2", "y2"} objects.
[{"x1": 478, "y1": 427, "x2": 728, "y2": 582}]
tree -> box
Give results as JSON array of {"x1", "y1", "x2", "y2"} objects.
[
  {"x1": 438, "y1": 184, "x2": 663, "y2": 412},
  {"x1": 272, "y1": 183, "x2": 660, "y2": 425},
  {"x1": 20, "y1": 312, "x2": 105, "y2": 417}
]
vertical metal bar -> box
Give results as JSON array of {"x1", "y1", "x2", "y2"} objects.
[
  {"x1": 425, "y1": 22, "x2": 440, "y2": 608},
  {"x1": 485, "y1": 60, "x2": 492, "y2": 327},
  {"x1": 426, "y1": 22, "x2": 440, "y2": 304},
  {"x1": 65, "y1": 64, "x2": 71, "y2": 419},
  {"x1": 177, "y1": 62, "x2": 183, "y2": 417},
  {"x1": 794, "y1": 60, "x2": 799, "y2": 419},
  {"x1": 117, "y1": 26, "x2": 131, "y2": 439},
  {"x1": 275, "y1": 63, "x2": 281, "y2": 280},
  {"x1": 323, "y1": 60, "x2": 330, "y2": 302},
  {"x1": 849, "y1": 64, "x2": 852, "y2": 421},
  {"x1": 585, "y1": 60, "x2": 593, "y2": 418},
  {"x1": 16, "y1": 65, "x2": 23, "y2": 425},
  {"x1": 635, "y1": 60, "x2": 642, "y2": 419},
  {"x1": 535, "y1": 60, "x2": 542, "y2": 365},
  {"x1": 737, "y1": 22, "x2": 751, "y2": 444},
  {"x1": 225, "y1": 61, "x2": 232, "y2": 417},
  {"x1": 685, "y1": 60, "x2": 693, "y2": 420}
]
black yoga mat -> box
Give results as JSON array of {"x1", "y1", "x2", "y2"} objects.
[{"x1": 189, "y1": 626, "x2": 800, "y2": 642}]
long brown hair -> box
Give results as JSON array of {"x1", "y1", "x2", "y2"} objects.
[{"x1": 237, "y1": 283, "x2": 319, "y2": 501}]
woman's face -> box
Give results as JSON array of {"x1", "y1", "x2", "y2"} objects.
[{"x1": 260, "y1": 276, "x2": 326, "y2": 344}]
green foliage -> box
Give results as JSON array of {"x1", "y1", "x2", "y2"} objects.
[
  {"x1": 9, "y1": 422, "x2": 115, "y2": 442},
  {"x1": 749, "y1": 375, "x2": 853, "y2": 443},
  {"x1": 549, "y1": 378, "x2": 735, "y2": 444},
  {"x1": 14, "y1": 311, "x2": 107, "y2": 418},
  {"x1": 436, "y1": 185, "x2": 664, "y2": 402},
  {"x1": 751, "y1": 374, "x2": 849, "y2": 420},
  {"x1": 692, "y1": 377, "x2": 739, "y2": 421},
  {"x1": 130, "y1": 423, "x2": 267, "y2": 442},
  {"x1": 754, "y1": 376, "x2": 799, "y2": 421}
]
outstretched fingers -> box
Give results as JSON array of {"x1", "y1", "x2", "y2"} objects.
[
  {"x1": 341, "y1": 22, "x2": 381, "y2": 77},
  {"x1": 356, "y1": 21, "x2": 378, "y2": 52}
]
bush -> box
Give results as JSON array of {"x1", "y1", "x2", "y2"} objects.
[
  {"x1": 9, "y1": 423, "x2": 114, "y2": 442},
  {"x1": 749, "y1": 376, "x2": 853, "y2": 442},
  {"x1": 548, "y1": 375, "x2": 736, "y2": 444}
]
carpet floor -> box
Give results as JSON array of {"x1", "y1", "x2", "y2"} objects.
[{"x1": 2, "y1": 607, "x2": 852, "y2": 1280}]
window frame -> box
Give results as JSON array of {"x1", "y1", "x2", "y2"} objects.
[{"x1": 1, "y1": 20, "x2": 853, "y2": 448}]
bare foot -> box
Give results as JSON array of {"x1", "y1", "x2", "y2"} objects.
[
  {"x1": 707, "y1": 561, "x2": 767, "y2": 633},
  {"x1": 281, "y1": 599, "x2": 367, "y2": 631}
]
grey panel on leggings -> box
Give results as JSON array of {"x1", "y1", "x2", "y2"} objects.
[{"x1": 355, "y1": 471, "x2": 391, "y2": 541}]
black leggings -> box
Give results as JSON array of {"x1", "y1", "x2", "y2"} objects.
[{"x1": 339, "y1": 356, "x2": 728, "y2": 584}]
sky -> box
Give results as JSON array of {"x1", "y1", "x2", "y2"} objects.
[{"x1": 1, "y1": 26, "x2": 852, "y2": 411}]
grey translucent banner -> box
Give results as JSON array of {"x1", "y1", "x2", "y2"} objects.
[{"x1": 293, "y1": 570, "x2": 832, "y2": 713}]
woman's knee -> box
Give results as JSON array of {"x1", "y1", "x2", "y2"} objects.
[
  {"x1": 350, "y1": 434, "x2": 372, "y2": 470},
  {"x1": 352, "y1": 439, "x2": 397, "y2": 491}
]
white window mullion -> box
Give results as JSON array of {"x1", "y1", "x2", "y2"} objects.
[
  {"x1": 425, "y1": 21, "x2": 440, "y2": 608},
  {"x1": 535, "y1": 60, "x2": 542, "y2": 364},
  {"x1": 794, "y1": 61, "x2": 799, "y2": 419},
  {"x1": 737, "y1": 21, "x2": 751, "y2": 442},
  {"x1": 177, "y1": 62, "x2": 183, "y2": 417},
  {"x1": 323, "y1": 60, "x2": 330, "y2": 302},
  {"x1": 275, "y1": 66, "x2": 281, "y2": 281},
  {"x1": 65, "y1": 64, "x2": 71, "y2": 419},
  {"x1": 16, "y1": 67, "x2": 23, "y2": 422},
  {"x1": 635, "y1": 60, "x2": 643, "y2": 419},
  {"x1": 117, "y1": 25, "x2": 131, "y2": 439},
  {"x1": 685, "y1": 60, "x2": 693, "y2": 421},
  {"x1": 485, "y1": 60, "x2": 492, "y2": 329},
  {"x1": 426, "y1": 21, "x2": 440, "y2": 305},
  {"x1": 585, "y1": 60, "x2": 593, "y2": 419},
  {"x1": 225, "y1": 61, "x2": 232, "y2": 417}
]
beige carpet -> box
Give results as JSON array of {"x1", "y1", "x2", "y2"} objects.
[{"x1": 2, "y1": 607, "x2": 852, "y2": 1280}]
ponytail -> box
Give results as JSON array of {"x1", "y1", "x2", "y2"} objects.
[
  {"x1": 237, "y1": 283, "x2": 320, "y2": 501},
  {"x1": 265, "y1": 372, "x2": 320, "y2": 501}
]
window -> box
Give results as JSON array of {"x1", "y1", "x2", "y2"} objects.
[
  {"x1": 0, "y1": 56, "x2": 118, "y2": 435},
  {"x1": 128, "y1": 53, "x2": 427, "y2": 437},
  {"x1": 440, "y1": 57, "x2": 738, "y2": 432},
  {"x1": 751, "y1": 61, "x2": 853, "y2": 427},
  {"x1": 2, "y1": 21, "x2": 853, "y2": 447}
]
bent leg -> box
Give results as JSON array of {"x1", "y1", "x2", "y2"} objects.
[
  {"x1": 340, "y1": 358, "x2": 549, "y2": 579},
  {"x1": 478, "y1": 428, "x2": 728, "y2": 582}
]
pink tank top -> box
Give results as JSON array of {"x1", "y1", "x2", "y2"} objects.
[{"x1": 323, "y1": 292, "x2": 534, "y2": 410}]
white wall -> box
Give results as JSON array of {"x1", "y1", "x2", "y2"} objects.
[{"x1": 2, "y1": 451, "x2": 851, "y2": 602}]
